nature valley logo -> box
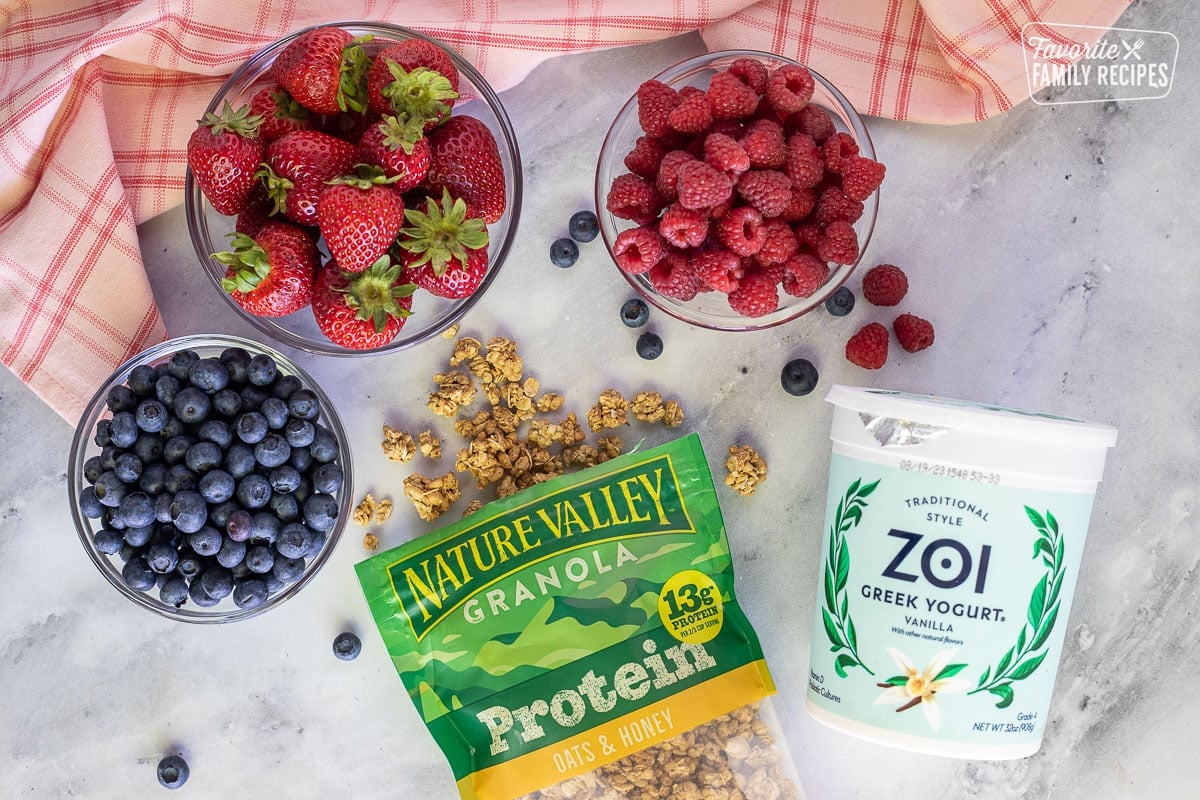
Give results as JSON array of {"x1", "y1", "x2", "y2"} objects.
[{"x1": 388, "y1": 453, "x2": 696, "y2": 640}]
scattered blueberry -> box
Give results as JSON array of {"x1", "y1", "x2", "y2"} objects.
[
  {"x1": 636, "y1": 331, "x2": 664, "y2": 360},
  {"x1": 309, "y1": 426, "x2": 339, "y2": 463},
  {"x1": 333, "y1": 631, "x2": 362, "y2": 661},
  {"x1": 568, "y1": 210, "x2": 600, "y2": 243},
  {"x1": 188, "y1": 579, "x2": 220, "y2": 607},
  {"x1": 197, "y1": 419, "x2": 233, "y2": 449},
  {"x1": 620, "y1": 298, "x2": 649, "y2": 328},
  {"x1": 781, "y1": 358, "x2": 819, "y2": 396},
  {"x1": 224, "y1": 444, "x2": 256, "y2": 479},
  {"x1": 550, "y1": 237, "x2": 579, "y2": 268},
  {"x1": 156, "y1": 754, "x2": 189, "y2": 790},
  {"x1": 283, "y1": 419, "x2": 315, "y2": 448},
  {"x1": 219, "y1": 347, "x2": 251, "y2": 383},
  {"x1": 83, "y1": 455, "x2": 105, "y2": 484},
  {"x1": 824, "y1": 286, "x2": 855, "y2": 317}
]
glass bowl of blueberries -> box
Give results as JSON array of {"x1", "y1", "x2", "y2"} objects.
[{"x1": 67, "y1": 334, "x2": 352, "y2": 623}]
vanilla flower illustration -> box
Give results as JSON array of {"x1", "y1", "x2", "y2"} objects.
[{"x1": 873, "y1": 647, "x2": 969, "y2": 731}]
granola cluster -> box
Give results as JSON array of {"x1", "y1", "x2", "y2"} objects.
[
  {"x1": 724, "y1": 445, "x2": 768, "y2": 497},
  {"x1": 519, "y1": 703, "x2": 798, "y2": 800}
]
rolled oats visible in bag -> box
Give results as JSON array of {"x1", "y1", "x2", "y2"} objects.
[{"x1": 356, "y1": 433, "x2": 804, "y2": 800}]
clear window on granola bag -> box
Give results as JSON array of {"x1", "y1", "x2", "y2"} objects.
[{"x1": 356, "y1": 433, "x2": 807, "y2": 800}]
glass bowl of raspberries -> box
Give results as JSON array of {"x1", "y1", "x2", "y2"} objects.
[
  {"x1": 67, "y1": 334, "x2": 353, "y2": 623},
  {"x1": 596, "y1": 50, "x2": 882, "y2": 330},
  {"x1": 185, "y1": 22, "x2": 522, "y2": 354}
]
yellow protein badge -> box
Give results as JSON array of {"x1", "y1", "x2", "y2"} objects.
[{"x1": 658, "y1": 569, "x2": 724, "y2": 644}]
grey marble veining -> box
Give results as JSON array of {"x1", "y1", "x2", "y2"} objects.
[{"x1": 3, "y1": 2, "x2": 1200, "y2": 798}]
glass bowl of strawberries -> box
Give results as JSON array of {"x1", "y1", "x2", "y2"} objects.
[
  {"x1": 185, "y1": 21, "x2": 521, "y2": 354},
  {"x1": 595, "y1": 50, "x2": 881, "y2": 331}
]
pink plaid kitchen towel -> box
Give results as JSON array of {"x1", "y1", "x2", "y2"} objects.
[{"x1": 0, "y1": 0, "x2": 1130, "y2": 422}]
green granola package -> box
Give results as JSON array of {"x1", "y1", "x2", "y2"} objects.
[{"x1": 356, "y1": 433, "x2": 803, "y2": 800}]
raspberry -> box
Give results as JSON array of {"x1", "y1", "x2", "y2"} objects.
[
  {"x1": 728, "y1": 58, "x2": 769, "y2": 94},
  {"x1": 845, "y1": 322, "x2": 889, "y2": 369},
  {"x1": 893, "y1": 313, "x2": 935, "y2": 352},
  {"x1": 655, "y1": 150, "x2": 696, "y2": 201},
  {"x1": 823, "y1": 131, "x2": 860, "y2": 174},
  {"x1": 693, "y1": 247, "x2": 743, "y2": 293},
  {"x1": 637, "y1": 79, "x2": 681, "y2": 137},
  {"x1": 714, "y1": 205, "x2": 766, "y2": 256},
  {"x1": 815, "y1": 186, "x2": 864, "y2": 226},
  {"x1": 784, "y1": 133, "x2": 825, "y2": 189},
  {"x1": 756, "y1": 258, "x2": 786, "y2": 284},
  {"x1": 708, "y1": 119, "x2": 746, "y2": 140},
  {"x1": 624, "y1": 135, "x2": 668, "y2": 179},
  {"x1": 704, "y1": 133, "x2": 751, "y2": 175},
  {"x1": 840, "y1": 155, "x2": 886, "y2": 201},
  {"x1": 676, "y1": 160, "x2": 734, "y2": 211},
  {"x1": 781, "y1": 253, "x2": 829, "y2": 297},
  {"x1": 861, "y1": 263, "x2": 908, "y2": 306},
  {"x1": 765, "y1": 65, "x2": 815, "y2": 114},
  {"x1": 658, "y1": 202, "x2": 709, "y2": 248},
  {"x1": 611, "y1": 226, "x2": 665, "y2": 275},
  {"x1": 606, "y1": 173, "x2": 663, "y2": 224},
  {"x1": 727, "y1": 269, "x2": 779, "y2": 317},
  {"x1": 668, "y1": 89, "x2": 713, "y2": 133},
  {"x1": 739, "y1": 119, "x2": 787, "y2": 169},
  {"x1": 648, "y1": 250, "x2": 701, "y2": 301},
  {"x1": 736, "y1": 170, "x2": 793, "y2": 218},
  {"x1": 754, "y1": 219, "x2": 799, "y2": 265},
  {"x1": 817, "y1": 220, "x2": 859, "y2": 265},
  {"x1": 707, "y1": 70, "x2": 760, "y2": 120},
  {"x1": 778, "y1": 187, "x2": 817, "y2": 222},
  {"x1": 786, "y1": 105, "x2": 836, "y2": 143}
]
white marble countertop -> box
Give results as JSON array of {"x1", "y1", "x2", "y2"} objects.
[{"x1": 4, "y1": 3, "x2": 1200, "y2": 798}]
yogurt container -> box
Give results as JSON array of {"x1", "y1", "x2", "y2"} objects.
[{"x1": 805, "y1": 386, "x2": 1118, "y2": 759}]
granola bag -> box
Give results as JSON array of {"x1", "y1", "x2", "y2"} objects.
[{"x1": 356, "y1": 433, "x2": 804, "y2": 800}]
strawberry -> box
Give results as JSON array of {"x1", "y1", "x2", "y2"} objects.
[
  {"x1": 317, "y1": 166, "x2": 406, "y2": 273},
  {"x1": 424, "y1": 115, "x2": 507, "y2": 224},
  {"x1": 270, "y1": 26, "x2": 372, "y2": 115},
  {"x1": 366, "y1": 39, "x2": 461, "y2": 119},
  {"x1": 399, "y1": 189, "x2": 490, "y2": 299},
  {"x1": 213, "y1": 221, "x2": 317, "y2": 316},
  {"x1": 247, "y1": 83, "x2": 316, "y2": 142},
  {"x1": 356, "y1": 114, "x2": 431, "y2": 192},
  {"x1": 311, "y1": 257, "x2": 415, "y2": 349},
  {"x1": 259, "y1": 129, "x2": 357, "y2": 226},
  {"x1": 186, "y1": 101, "x2": 264, "y2": 215}
]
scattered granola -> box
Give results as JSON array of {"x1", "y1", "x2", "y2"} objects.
[
  {"x1": 441, "y1": 323, "x2": 459, "y2": 339},
  {"x1": 631, "y1": 390, "x2": 666, "y2": 424},
  {"x1": 428, "y1": 371, "x2": 477, "y2": 418},
  {"x1": 374, "y1": 498, "x2": 393, "y2": 524},
  {"x1": 586, "y1": 389, "x2": 629, "y2": 432},
  {"x1": 403, "y1": 470, "x2": 461, "y2": 522},
  {"x1": 462, "y1": 499, "x2": 484, "y2": 517},
  {"x1": 362, "y1": 532, "x2": 380, "y2": 551},
  {"x1": 662, "y1": 399, "x2": 684, "y2": 428},
  {"x1": 725, "y1": 444, "x2": 768, "y2": 496},
  {"x1": 484, "y1": 336, "x2": 523, "y2": 382},
  {"x1": 450, "y1": 335, "x2": 482, "y2": 367},
  {"x1": 381, "y1": 424, "x2": 417, "y2": 462},
  {"x1": 418, "y1": 429, "x2": 442, "y2": 459},
  {"x1": 352, "y1": 494, "x2": 377, "y2": 526}
]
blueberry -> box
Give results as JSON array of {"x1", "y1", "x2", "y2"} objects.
[
  {"x1": 233, "y1": 578, "x2": 269, "y2": 610},
  {"x1": 236, "y1": 474, "x2": 272, "y2": 509},
  {"x1": 167, "y1": 349, "x2": 200, "y2": 381},
  {"x1": 288, "y1": 446, "x2": 313, "y2": 473},
  {"x1": 303, "y1": 493, "x2": 339, "y2": 532},
  {"x1": 283, "y1": 419, "x2": 315, "y2": 448},
  {"x1": 219, "y1": 347, "x2": 252, "y2": 383},
  {"x1": 312, "y1": 462, "x2": 343, "y2": 494},
  {"x1": 134, "y1": 399, "x2": 168, "y2": 433},
  {"x1": 333, "y1": 631, "x2": 362, "y2": 661},
  {"x1": 188, "y1": 579, "x2": 220, "y2": 607},
  {"x1": 245, "y1": 545, "x2": 275, "y2": 574},
  {"x1": 225, "y1": 509, "x2": 253, "y2": 542},
  {"x1": 212, "y1": 388, "x2": 243, "y2": 417},
  {"x1": 198, "y1": 419, "x2": 232, "y2": 449},
  {"x1": 155, "y1": 374, "x2": 182, "y2": 407},
  {"x1": 303, "y1": 529, "x2": 327, "y2": 559},
  {"x1": 824, "y1": 285, "x2": 855, "y2": 316},
  {"x1": 79, "y1": 486, "x2": 105, "y2": 518},
  {"x1": 271, "y1": 374, "x2": 302, "y2": 400},
  {"x1": 83, "y1": 455, "x2": 105, "y2": 484},
  {"x1": 781, "y1": 358, "x2": 819, "y2": 396},
  {"x1": 170, "y1": 490, "x2": 208, "y2": 533},
  {"x1": 265, "y1": 574, "x2": 286, "y2": 595},
  {"x1": 93, "y1": 528, "x2": 124, "y2": 555},
  {"x1": 123, "y1": 523, "x2": 154, "y2": 548},
  {"x1": 199, "y1": 566, "x2": 234, "y2": 599},
  {"x1": 239, "y1": 384, "x2": 269, "y2": 411},
  {"x1": 272, "y1": 555, "x2": 305, "y2": 583},
  {"x1": 216, "y1": 536, "x2": 247, "y2": 569},
  {"x1": 117, "y1": 542, "x2": 137, "y2": 561},
  {"x1": 118, "y1": 492, "x2": 156, "y2": 528},
  {"x1": 185, "y1": 441, "x2": 222, "y2": 474},
  {"x1": 620, "y1": 298, "x2": 649, "y2": 328},
  {"x1": 153, "y1": 524, "x2": 181, "y2": 548},
  {"x1": 146, "y1": 542, "x2": 179, "y2": 573},
  {"x1": 93, "y1": 471, "x2": 128, "y2": 507},
  {"x1": 292, "y1": 478, "x2": 312, "y2": 504},
  {"x1": 235, "y1": 412, "x2": 269, "y2": 444},
  {"x1": 156, "y1": 754, "x2": 190, "y2": 790},
  {"x1": 286, "y1": 388, "x2": 320, "y2": 421},
  {"x1": 177, "y1": 551, "x2": 204, "y2": 580},
  {"x1": 275, "y1": 523, "x2": 312, "y2": 559},
  {"x1": 163, "y1": 435, "x2": 195, "y2": 465},
  {"x1": 188, "y1": 357, "x2": 229, "y2": 393},
  {"x1": 268, "y1": 492, "x2": 300, "y2": 523},
  {"x1": 132, "y1": 433, "x2": 165, "y2": 464},
  {"x1": 98, "y1": 444, "x2": 121, "y2": 471},
  {"x1": 249, "y1": 512, "x2": 281, "y2": 544},
  {"x1": 154, "y1": 493, "x2": 174, "y2": 524},
  {"x1": 260, "y1": 397, "x2": 288, "y2": 430},
  {"x1": 224, "y1": 443, "x2": 256, "y2": 479},
  {"x1": 109, "y1": 411, "x2": 139, "y2": 448},
  {"x1": 230, "y1": 560, "x2": 251, "y2": 579},
  {"x1": 121, "y1": 557, "x2": 156, "y2": 591},
  {"x1": 127, "y1": 364, "x2": 158, "y2": 396},
  {"x1": 160, "y1": 416, "x2": 186, "y2": 440},
  {"x1": 163, "y1": 464, "x2": 197, "y2": 494},
  {"x1": 635, "y1": 331, "x2": 663, "y2": 360},
  {"x1": 198, "y1": 469, "x2": 236, "y2": 504},
  {"x1": 309, "y1": 426, "x2": 339, "y2": 463},
  {"x1": 159, "y1": 577, "x2": 189, "y2": 608},
  {"x1": 106, "y1": 384, "x2": 138, "y2": 413},
  {"x1": 550, "y1": 237, "x2": 579, "y2": 268},
  {"x1": 113, "y1": 452, "x2": 143, "y2": 484},
  {"x1": 139, "y1": 462, "x2": 168, "y2": 495},
  {"x1": 93, "y1": 419, "x2": 114, "y2": 447},
  {"x1": 246, "y1": 353, "x2": 278, "y2": 386},
  {"x1": 269, "y1": 465, "x2": 302, "y2": 494},
  {"x1": 254, "y1": 434, "x2": 291, "y2": 468},
  {"x1": 188, "y1": 525, "x2": 222, "y2": 556},
  {"x1": 568, "y1": 210, "x2": 600, "y2": 243},
  {"x1": 173, "y1": 387, "x2": 210, "y2": 424}
]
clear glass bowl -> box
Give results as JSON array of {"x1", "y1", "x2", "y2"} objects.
[
  {"x1": 595, "y1": 50, "x2": 878, "y2": 331},
  {"x1": 67, "y1": 334, "x2": 353, "y2": 623},
  {"x1": 184, "y1": 21, "x2": 523, "y2": 355}
]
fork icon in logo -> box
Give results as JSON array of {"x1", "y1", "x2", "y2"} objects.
[{"x1": 1121, "y1": 38, "x2": 1145, "y2": 60}]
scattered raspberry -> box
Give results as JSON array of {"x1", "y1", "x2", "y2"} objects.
[
  {"x1": 727, "y1": 269, "x2": 779, "y2": 317},
  {"x1": 816, "y1": 220, "x2": 859, "y2": 265},
  {"x1": 736, "y1": 170, "x2": 793, "y2": 218},
  {"x1": 840, "y1": 155, "x2": 886, "y2": 201},
  {"x1": 787, "y1": 105, "x2": 836, "y2": 143},
  {"x1": 754, "y1": 219, "x2": 799, "y2": 266},
  {"x1": 707, "y1": 71, "x2": 760, "y2": 120},
  {"x1": 676, "y1": 159, "x2": 734, "y2": 210},
  {"x1": 647, "y1": 250, "x2": 701, "y2": 301},
  {"x1": 778, "y1": 187, "x2": 817, "y2": 222},
  {"x1": 611, "y1": 226, "x2": 665, "y2": 274},
  {"x1": 655, "y1": 150, "x2": 696, "y2": 201},
  {"x1": 728, "y1": 57, "x2": 769, "y2": 94},
  {"x1": 739, "y1": 119, "x2": 787, "y2": 169},
  {"x1": 780, "y1": 253, "x2": 829, "y2": 297},
  {"x1": 815, "y1": 186, "x2": 865, "y2": 226},
  {"x1": 623, "y1": 135, "x2": 668, "y2": 179},
  {"x1": 714, "y1": 205, "x2": 766, "y2": 256},
  {"x1": 784, "y1": 134, "x2": 824, "y2": 188},
  {"x1": 704, "y1": 133, "x2": 751, "y2": 175},
  {"x1": 765, "y1": 65, "x2": 815, "y2": 114},
  {"x1": 668, "y1": 89, "x2": 713, "y2": 133},
  {"x1": 692, "y1": 247, "x2": 743, "y2": 293},
  {"x1": 823, "y1": 131, "x2": 860, "y2": 174},
  {"x1": 658, "y1": 202, "x2": 709, "y2": 248},
  {"x1": 893, "y1": 313, "x2": 935, "y2": 352},
  {"x1": 636, "y1": 79, "x2": 681, "y2": 137},
  {"x1": 606, "y1": 173, "x2": 663, "y2": 224},
  {"x1": 861, "y1": 263, "x2": 908, "y2": 306},
  {"x1": 845, "y1": 322, "x2": 889, "y2": 369}
]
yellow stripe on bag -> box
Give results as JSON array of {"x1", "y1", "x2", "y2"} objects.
[{"x1": 457, "y1": 660, "x2": 777, "y2": 800}]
